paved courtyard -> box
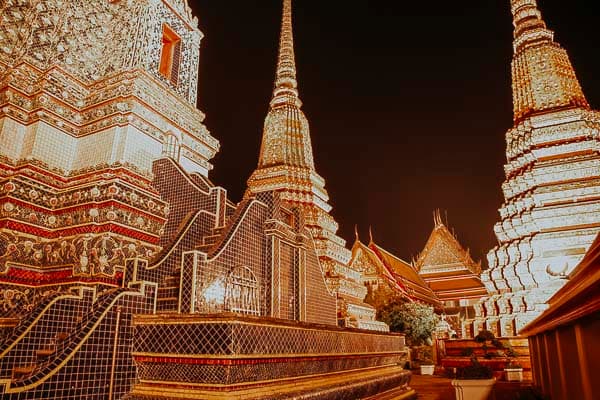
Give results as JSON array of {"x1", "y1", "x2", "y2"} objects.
[{"x1": 409, "y1": 374, "x2": 536, "y2": 400}]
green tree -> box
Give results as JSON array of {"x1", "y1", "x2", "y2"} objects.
[{"x1": 377, "y1": 301, "x2": 439, "y2": 345}]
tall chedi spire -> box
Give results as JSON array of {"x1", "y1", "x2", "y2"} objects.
[
  {"x1": 248, "y1": 0, "x2": 328, "y2": 213},
  {"x1": 475, "y1": 1, "x2": 600, "y2": 337},
  {"x1": 247, "y1": 0, "x2": 384, "y2": 330},
  {"x1": 255, "y1": 0, "x2": 315, "y2": 171},
  {"x1": 510, "y1": 0, "x2": 589, "y2": 121},
  {"x1": 270, "y1": 0, "x2": 302, "y2": 110}
]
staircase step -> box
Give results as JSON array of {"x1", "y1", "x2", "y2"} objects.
[
  {"x1": 12, "y1": 365, "x2": 36, "y2": 380},
  {"x1": 36, "y1": 348, "x2": 55, "y2": 360},
  {"x1": 202, "y1": 234, "x2": 220, "y2": 246},
  {"x1": 158, "y1": 287, "x2": 179, "y2": 299},
  {"x1": 55, "y1": 332, "x2": 68, "y2": 342},
  {"x1": 195, "y1": 244, "x2": 213, "y2": 252},
  {"x1": 158, "y1": 297, "x2": 178, "y2": 302},
  {"x1": 156, "y1": 298, "x2": 178, "y2": 312},
  {"x1": 164, "y1": 276, "x2": 180, "y2": 286}
]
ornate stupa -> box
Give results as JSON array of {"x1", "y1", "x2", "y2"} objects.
[
  {"x1": 246, "y1": 0, "x2": 377, "y2": 328},
  {"x1": 0, "y1": 0, "x2": 216, "y2": 286},
  {"x1": 477, "y1": 0, "x2": 600, "y2": 336}
]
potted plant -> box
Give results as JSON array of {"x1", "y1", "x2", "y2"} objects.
[
  {"x1": 420, "y1": 358, "x2": 435, "y2": 375},
  {"x1": 417, "y1": 347, "x2": 435, "y2": 375},
  {"x1": 451, "y1": 356, "x2": 496, "y2": 400},
  {"x1": 475, "y1": 330, "x2": 524, "y2": 382},
  {"x1": 504, "y1": 360, "x2": 523, "y2": 382},
  {"x1": 474, "y1": 329, "x2": 505, "y2": 359}
]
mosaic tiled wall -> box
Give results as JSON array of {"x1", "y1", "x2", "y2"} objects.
[
  {"x1": 152, "y1": 158, "x2": 234, "y2": 246},
  {"x1": 149, "y1": 156, "x2": 338, "y2": 324},
  {"x1": 132, "y1": 314, "x2": 408, "y2": 385},
  {"x1": 0, "y1": 0, "x2": 217, "y2": 176},
  {"x1": 0, "y1": 159, "x2": 166, "y2": 298}
]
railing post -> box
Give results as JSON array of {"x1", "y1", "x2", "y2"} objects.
[{"x1": 180, "y1": 251, "x2": 205, "y2": 313}]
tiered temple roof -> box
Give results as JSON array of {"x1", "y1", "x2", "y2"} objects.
[
  {"x1": 350, "y1": 231, "x2": 441, "y2": 309},
  {"x1": 415, "y1": 211, "x2": 487, "y2": 306}
]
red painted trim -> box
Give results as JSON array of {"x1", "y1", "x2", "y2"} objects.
[
  {"x1": 2, "y1": 197, "x2": 166, "y2": 224},
  {"x1": 368, "y1": 243, "x2": 414, "y2": 298},
  {"x1": 0, "y1": 267, "x2": 123, "y2": 286},
  {"x1": 0, "y1": 161, "x2": 154, "y2": 188},
  {"x1": 0, "y1": 220, "x2": 159, "y2": 244},
  {"x1": 133, "y1": 352, "x2": 401, "y2": 366}
]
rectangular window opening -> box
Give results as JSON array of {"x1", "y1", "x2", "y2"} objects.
[{"x1": 159, "y1": 24, "x2": 182, "y2": 85}]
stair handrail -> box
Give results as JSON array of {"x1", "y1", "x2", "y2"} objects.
[
  {"x1": 2, "y1": 287, "x2": 147, "y2": 393},
  {"x1": 0, "y1": 291, "x2": 85, "y2": 358}
]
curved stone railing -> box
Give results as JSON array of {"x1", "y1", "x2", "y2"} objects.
[
  {"x1": 0, "y1": 288, "x2": 94, "y2": 378},
  {"x1": 2, "y1": 288, "x2": 133, "y2": 392},
  {"x1": 205, "y1": 197, "x2": 266, "y2": 259}
]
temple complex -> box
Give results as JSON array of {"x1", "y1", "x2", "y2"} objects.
[
  {"x1": 245, "y1": 0, "x2": 384, "y2": 331},
  {"x1": 476, "y1": 0, "x2": 600, "y2": 336},
  {"x1": 414, "y1": 212, "x2": 488, "y2": 337},
  {"x1": 349, "y1": 216, "x2": 488, "y2": 338},
  {"x1": 0, "y1": 0, "x2": 414, "y2": 399}
]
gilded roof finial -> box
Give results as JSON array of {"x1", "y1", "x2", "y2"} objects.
[
  {"x1": 368, "y1": 226, "x2": 374, "y2": 244},
  {"x1": 433, "y1": 209, "x2": 444, "y2": 228},
  {"x1": 271, "y1": 0, "x2": 302, "y2": 109}
]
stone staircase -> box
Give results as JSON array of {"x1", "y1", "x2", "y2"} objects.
[
  {"x1": 0, "y1": 288, "x2": 94, "y2": 381},
  {"x1": 155, "y1": 227, "x2": 225, "y2": 313},
  {"x1": 11, "y1": 332, "x2": 68, "y2": 380},
  {"x1": 6, "y1": 288, "x2": 127, "y2": 388}
]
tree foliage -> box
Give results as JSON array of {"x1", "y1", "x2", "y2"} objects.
[{"x1": 377, "y1": 301, "x2": 439, "y2": 345}]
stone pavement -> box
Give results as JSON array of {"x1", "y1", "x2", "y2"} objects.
[
  {"x1": 410, "y1": 375, "x2": 454, "y2": 400},
  {"x1": 409, "y1": 374, "x2": 535, "y2": 400}
]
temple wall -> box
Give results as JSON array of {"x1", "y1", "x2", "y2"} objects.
[
  {"x1": 24, "y1": 122, "x2": 77, "y2": 171},
  {"x1": 0, "y1": 119, "x2": 26, "y2": 159},
  {"x1": 72, "y1": 127, "x2": 120, "y2": 171},
  {"x1": 0, "y1": 116, "x2": 213, "y2": 176},
  {"x1": 520, "y1": 236, "x2": 600, "y2": 400}
]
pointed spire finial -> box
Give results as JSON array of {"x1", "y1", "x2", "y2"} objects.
[
  {"x1": 433, "y1": 209, "x2": 444, "y2": 228},
  {"x1": 354, "y1": 225, "x2": 360, "y2": 241},
  {"x1": 368, "y1": 226, "x2": 374, "y2": 244},
  {"x1": 510, "y1": 0, "x2": 552, "y2": 48},
  {"x1": 271, "y1": 0, "x2": 302, "y2": 109}
]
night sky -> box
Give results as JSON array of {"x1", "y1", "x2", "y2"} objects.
[{"x1": 191, "y1": 0, "x2": 600, "y2": 265}]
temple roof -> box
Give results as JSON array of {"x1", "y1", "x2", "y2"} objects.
[
  {"x1": 415, "y1": 211, "x2": 481, "y2": 276},
  {"x1": 350, "y1": 235, "x2": 441, "y2": 307},
  {"x1": 414, "y1": 212, "x2": 487, "y2": 301}
]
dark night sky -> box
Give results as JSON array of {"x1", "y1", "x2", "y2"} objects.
[{"x1": 191, "y1": 0, "x2": 600, "y2": 264}]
